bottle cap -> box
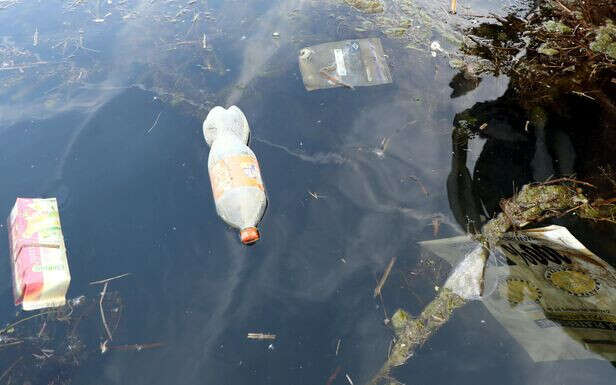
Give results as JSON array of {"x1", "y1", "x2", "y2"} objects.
[{"x1": 240, "y1": 227, "x2": 260, "y2": 245}]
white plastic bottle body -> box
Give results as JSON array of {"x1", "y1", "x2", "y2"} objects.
[{"x1": 207, "y1": 133, "x2": 267, "y2": 244}]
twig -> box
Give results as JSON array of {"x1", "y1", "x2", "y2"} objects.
[
  {"x1": 0, "y1": 310, "x2": 56, "y2": 335},
  {"x1": 374, "y1": 256, "x2": 397, "y2": 298},
  {"x1": 0, "y1": 61, "x2": 50, "y2": 71},
  {"x1": 335, "y1": 338, "x2": 341, "y2": 356},
  {"x1": 326, "y1": 366, "x2": 341, "y2": 385},
  {"x1": 571, "y1": 91, "x2": 596, "y2": 101},
  {"x1": 308, "y1": 191, "x2": 326, "y2": 200},
  {"x1": 432, "y1": 216, "x2": 442, "y2": 237},
  {"x1": 0, "y1": 341, "x2": 23, "y2": 349},
  {"x1": 0, "y1": 356, "x2": 22, "y2": 382},
  {"x1": 558, "y1": 203, "x2": 585, "y2": 218},
  {"x1": 111, "y1": 302, "x2": 123, "y2": 336},
  {"x1": 551, "y1": 0, "x2": 573, "y2": 14},
  {"x1": 37, "y1": 319, "x2": 47, "y2": 337},
  {"x1": 99, "y1": 282, "x2": 113, "y2": 341},
  {"x1": 146, "y1": 111, "x2": 162, "y2": 135},
  {"x1": 541, "y1": 177, "x2": 596, "y2": 188},
  {"x1": 247, "y1": 333, "x2": 276, "y2": 340},
  {"x1": 345, "y1": 373, "x2": 354, "y2": 385},
  {"x1": 408, "y1": 175, "x2": 429, "y2": 197},
  {"x1": 488, "y1": 12, "x2": 508, "y2": 23},
  {"x1": 0, "y1": 1, "x2": 18, "y2": 11},
  {"x1": 90, "y1": 272, "x2": 132, "y2": 285},
  {"x1": 108, "y1": 342, "x2": 165, "y2": 351}
]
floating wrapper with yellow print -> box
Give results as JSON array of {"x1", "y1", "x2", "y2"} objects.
[
  {"x1": 421, "y1": 225, "x2": 616, "y2": 362},
  {"x1": 203, "y1": 106, "x2": 267, "y2": 245},
  {"x1": 7, "y1": 198, "x2": 71, "y2": 310}
]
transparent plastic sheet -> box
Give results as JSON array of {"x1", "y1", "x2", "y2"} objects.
[
  {"x1": 421, "y1": 225, "x2": 616, "y2": 362},
  {"x1": 298, "y1": 38, "x2": 392, "y2": 91}
]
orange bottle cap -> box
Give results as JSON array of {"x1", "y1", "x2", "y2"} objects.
[{"x1": 240, "y1": 227, "x2": 260, "y2": 245}]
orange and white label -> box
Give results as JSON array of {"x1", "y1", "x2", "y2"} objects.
[{"x1": 209, "y1": 154, "x2": 264, "y2": 200}]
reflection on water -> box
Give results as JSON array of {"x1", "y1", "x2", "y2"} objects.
[{"x1": 0, "y1": 0, "x2": 615, "y2": 384}]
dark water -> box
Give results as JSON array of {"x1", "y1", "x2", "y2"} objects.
[{"x1": 0, "y1": 1, "x2": 615, "y2": 384}]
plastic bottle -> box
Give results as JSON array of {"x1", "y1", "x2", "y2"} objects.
[{"x1": 203, "y1": 106, "x2": 267, "y2": 244}]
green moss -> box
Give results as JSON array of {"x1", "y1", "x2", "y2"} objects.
[
  {"x1": 384, "y1": 27, "x2": 408, "y2": 37},
  {"x1": 538, "y1": 42, "x2": 559, "y2": 56},
  {"x1": 343, "y1": 0, "x2": 384, "y2": 14},
  {"x1": 543, "y1": 20, "x2": 571, "y2": 34},
  {"x1": 391, "y1": 309, "x2": 411, "y2": 334},
  {"x1": 590, "y1": 20, "x2": 616, "y2": 59},
  {"x1": 449, "y1": 59, "x2": 467, "y2": 69}
]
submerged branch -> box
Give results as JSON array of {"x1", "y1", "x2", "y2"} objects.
[{"x1": 369, "y1": 289, "x2": 466, "y2": 385}]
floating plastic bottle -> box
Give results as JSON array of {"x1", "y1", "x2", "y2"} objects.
[{"x1": 203, "y1": 106, "x2": 267, "y2": 244}]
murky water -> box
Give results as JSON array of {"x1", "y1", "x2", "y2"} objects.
[{"x1": 1, "y1": 1, "x2": 615, "y2": 384}]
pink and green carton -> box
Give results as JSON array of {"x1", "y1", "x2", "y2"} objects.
[{"x1": 8, "y1": 198, "x2": 71, "y2": 310}]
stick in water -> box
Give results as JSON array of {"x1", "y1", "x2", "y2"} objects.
[
  {"x1": 90, "y1": 273, "x2": 131, "y2": 285},
  {"x1": 325, "y1": 366, "x2": 341, "y2": 385},
  {"x1": 374, "y1": 256, "x2": 397, "y2": 298},
  {"x1": 345, "y1": 374, "x2": 354, "y2": 385},
  {"x1": 99, "y1": 282, "x2": 113, "y2": 341}
]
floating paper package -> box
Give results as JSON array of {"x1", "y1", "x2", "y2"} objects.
[
  {"x1": 298, "y1": 38, "x2": 392, "y2": 91},
  {"x1": 8, "y1": 198, "x2": 71, "y2": 311}
]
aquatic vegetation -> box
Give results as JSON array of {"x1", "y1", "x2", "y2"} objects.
[
  {"x1": 543, "y1": 19, "x2": 571, "y2": 34},
  {"x1": 343, "y1": 0, "x2": 384, "y2": 14},
  {"x1": 0, "y1": 292, "x2": 124, "y2": 383},
  {"x1": 537, "y1": 42, "x2": 558, "y2": 56},
  {"x1": 590, "y1": 20, "x2": 616, "y2": 59},
  {"x1": 339, "y1": 0, "x2": 465, "y2": 53},
  {"x1": 369, "y1": 288, "x2": 466, "y2": 384},
  {"x1": 459, "y1": 0, "x2": 616, "y2": 109}
]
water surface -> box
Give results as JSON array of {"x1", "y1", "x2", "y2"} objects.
[{"x1": 1, "y1": 1, "x2": 615, "y2": 384}]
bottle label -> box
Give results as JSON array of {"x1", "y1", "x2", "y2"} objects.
[{"x1": 209, "y1": 154, "x2": 264, "y2": 200}]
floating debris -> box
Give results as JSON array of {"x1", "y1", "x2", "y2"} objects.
[
  {"x1": 326, "y1": 366, "x2": 341, "y2": 385},
  {"x1": 373, "y1": 256, "x2": 397, "y2": 298},
  {"x1": 308, "y1": 191, "x2": 326, "y2": 200},
  {"x1": 345, "y1": 373, "x2": 354, "y2": 385},
  {"x1": 247, "y1": 333, "x2": 276, "y2": 340},
  {"x1": 299, "y1": 38, "x2": 391, "y2": 91},
  {"x1": 369, "y1": 179, "x2": 616, "y2": 384},
  {"x1": 430, "y1": 41, "x2": 444, "y2": 57}
]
